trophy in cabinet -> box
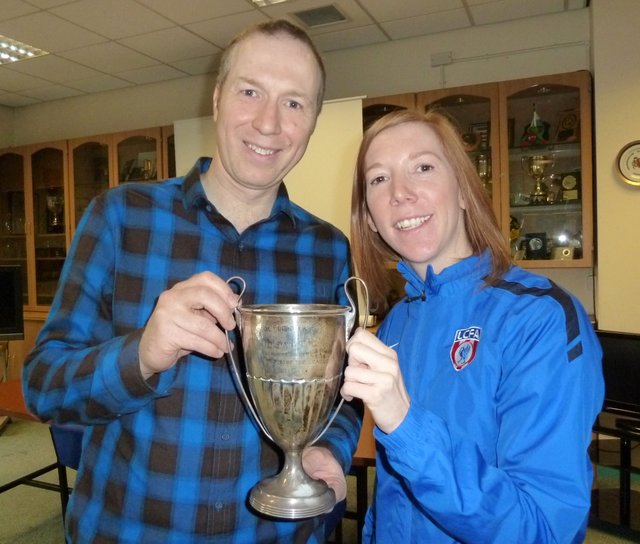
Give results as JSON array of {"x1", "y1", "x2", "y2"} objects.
[
  {"x1": 45, "y1": 191, "x2": 65, "y2": 233},
  {"x1": 476, "y1": 153, "x2": 491, "y2": 195},
  {"x1": 521, "y1": 154, "x2": 554, "y2": 205}
]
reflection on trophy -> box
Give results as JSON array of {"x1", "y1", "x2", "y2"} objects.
[
  {"x1": 521, "y1": 154, "x2": 554, "y2": 205},
  {"x1": 226, "y1": 277, "x2": 366, "y2": 519},
  {"x1": 45, "y1": 193, "x2": 64, "y2": 232}
]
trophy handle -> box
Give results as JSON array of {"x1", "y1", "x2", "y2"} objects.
[
  {"x1": 225, "y1": 276, "x2": 275, "y2": 442},
  {"x1": 309, "y1": 276, "x2": 369, "y2": 446}
]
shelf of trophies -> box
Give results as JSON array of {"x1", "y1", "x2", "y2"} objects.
[
  {"x1": 501, "y1": 70, "x2": 593, "y2": 268},
  {"x1": 363, "y1": 71, "x2": 593, "y2": 270},
  {"x1": 0, "y1": 124, "x2": 176, "y2": 316}
]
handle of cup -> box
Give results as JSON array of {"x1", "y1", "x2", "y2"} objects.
[
  {"x1": 309, "y1": 275, "x2": 369, "y2": 446},
  {"x1": 225, "y1": 276, "x2": 275, "y2": 442}
]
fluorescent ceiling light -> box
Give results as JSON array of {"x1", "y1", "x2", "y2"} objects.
[
  {"x1": 0, "y1": 35, "x2": 48, "y2": 65},
  {"x1": 251, "y1": 0, "x2": 289, "y2": 6}
]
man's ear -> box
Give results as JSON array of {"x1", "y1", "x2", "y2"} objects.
[{"x1": 213, "y1": 86, "x2": 220, "y2": 122}]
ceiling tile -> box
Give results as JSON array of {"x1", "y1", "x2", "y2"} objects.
[
  {"x1": 360, "y1": 0, "x2": 464, "y2": 22},
  {"x1": 119, "y1": 27, "x2": 221, "y2": 63},
  {"x1": 115, "y1": 64, "x2": 187, "y2": 85},
  {"x1": 381, "y1": 9, "x2": 470, "y2": 40},
  {"x1": 470, "y1": 0, "x2": 564, "y2": 25},
  {"x1": 186, "y1": 11, "x2": 269, "y2": 49},
  {"x1": 5, "y1": 54, "x2": 103, "y2": 83},
  {"x1": 313, "y1": 25, "x2": 388, "y2": 52},
  {"x1": 20, "y1": 83, "x2": 85, "y2": 100},
  {"x1": 0, "y1": 0, "x2": 39, "y2": 22},
  {"x1": 59, "y1": 42, "x2": 158, "y2": 73},
  {"x1": 0, "y1": 11, "x2": 107, "y2": 52},
  {"x1": 135, "y1": 0, "x2": 253, "y2": 25},
  {"x1": 0, "y1": 91, "x2": 41, "y2": 107},
  {"x1": 66, "y1": 75, "x2": 132, "y2": 93},
  {"x1": 51, "y1": 0, "x2": 174, "y2": 40},
  {"x1": 0, "y1": 68, "x2": 52, "y2": 92},
  {"x1": 170, "y1": 55, "x2": 220, "y2": 76}
]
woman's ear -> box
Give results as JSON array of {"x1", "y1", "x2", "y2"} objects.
[{"x1": 366, "y1": 212, "x2": 378, "y2": 233}]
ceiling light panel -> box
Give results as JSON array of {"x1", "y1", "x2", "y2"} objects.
[{"x1": 0, "y1": 35, "x2": 48, "y2": 65}]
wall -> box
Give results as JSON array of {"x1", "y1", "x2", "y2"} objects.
[
  {"x1": 0, "y1": 106, "x2": 13, "y2": 148},
  {"x1": 591, "y1": 0, "x2": 640, "y2": 333}
]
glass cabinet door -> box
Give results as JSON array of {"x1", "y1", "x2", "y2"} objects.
[
  {"x1": 417, "y1": 84, "x2": 500, "y2": 216},
  {"x1": 0, "y1": 152, "x2": 27, "y2": 305},
  {"x1": 501, "y1": 72, "x2": 592, "y2": 267},
  {"x1": 31, "y1": 146, "x2": 67, "y2": 306},
  {"x1": 116, "y1": 130, "x2": 161, "y2": 184},
  {"x1": 70, "y1": 140, "x2": 110, "y2": 230}
]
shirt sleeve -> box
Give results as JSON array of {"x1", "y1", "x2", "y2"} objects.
[
  {"x1": 375, "y1": 303, "x2": 603, "y2": 543},
  {"x1": 23, "y1": 194, "x2": 176, "y2": 425}
]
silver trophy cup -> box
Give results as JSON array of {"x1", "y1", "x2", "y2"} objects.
[{"x1": 226, "y1": 277, "x2": 366, "y2": 519}]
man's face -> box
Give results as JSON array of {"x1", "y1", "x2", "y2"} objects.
[{"x1": 211, "y1": 32, "x2": 322, "y2": 195}]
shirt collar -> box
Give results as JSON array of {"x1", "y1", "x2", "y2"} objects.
[{"x1": 181, "y1": 157, "x2": 297, "y2": 227}]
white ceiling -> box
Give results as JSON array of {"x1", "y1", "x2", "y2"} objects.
[{"x1": 0, "y1": 0, "x2": 588, "y2": 108}]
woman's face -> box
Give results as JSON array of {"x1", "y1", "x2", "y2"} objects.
[{"x1": 363, "y1": 121, "x2": 472, "y2": 279}]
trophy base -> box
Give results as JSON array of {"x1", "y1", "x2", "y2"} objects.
[{"x1": 249, "y1": 475, "x2": 336, "y2": 519}]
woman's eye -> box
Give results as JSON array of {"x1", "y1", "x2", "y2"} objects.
[
  {"x1": 417, "y1": 163, "x2": 433, "y2": 173},
  {"x1": 241, "y1": 89, "x2": 257, "y2": 97},
  {"x1": 369, "y1": 175, "x2": 386, "y2": 186}
]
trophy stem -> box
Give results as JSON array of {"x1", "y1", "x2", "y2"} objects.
[{"x1": 249, "y1": 449, "x2": 336, "y2": 519}]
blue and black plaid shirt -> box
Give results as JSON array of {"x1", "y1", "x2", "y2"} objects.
[{"x1": 23, "y1": 158, "x2": 361, "y2": 543}]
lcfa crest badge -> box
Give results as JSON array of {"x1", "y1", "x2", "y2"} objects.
[{"x1": 450, "y1": 326, "x2": 481, "y2": 371}]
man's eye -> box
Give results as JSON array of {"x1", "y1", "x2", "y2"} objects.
[
  {"x1": 241, "y1": 89, "x2": 257, "y2": 97},
  {"x1": 286, "y1": 100, "x2": 302, "y2": 110}
]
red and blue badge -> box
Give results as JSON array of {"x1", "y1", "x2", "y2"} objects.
[{"x1": 450, "y1": 326, "x2": 481, "y2": 371}]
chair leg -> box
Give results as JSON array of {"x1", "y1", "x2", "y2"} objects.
[
  {"x1": 56, "y1": 463, "x2": 69, "y2": 522},
  {"x1": 620, "y1": 436, "x2": 631, "y2": 526}
]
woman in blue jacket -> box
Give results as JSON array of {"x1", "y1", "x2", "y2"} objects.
[{"x1": 343, "y1": 109, "x2": 603, "y2": 543}]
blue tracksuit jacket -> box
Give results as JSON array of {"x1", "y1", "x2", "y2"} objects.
[{"x1": 366, "y1": 252, "x2": 604, "y2": 543}]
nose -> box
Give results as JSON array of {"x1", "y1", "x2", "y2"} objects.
[
  {"x1": 252, "y1": 99, "x2": 281, "y2": 135},
  {"x1": 390, "y1": 176, "x2": 416, "y2": 205}
]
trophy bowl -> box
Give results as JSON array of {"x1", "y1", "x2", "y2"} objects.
[
  {"x1": 521, "y1": 154, "x2": 555, "y2": 205},
  {"x1": 226, "y1": 277, "x2": 364, "y2": 519}
]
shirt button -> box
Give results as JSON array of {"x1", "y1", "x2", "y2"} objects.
[
  {"x1": 221, "y1": 432, "x2": 230, "y2": 441},
  {"x1": 206, "y1": 204, "x2": 212, "y2": 212},
  {"x1": 215, "y1": 501, "x2": 224, "y2": 511}
]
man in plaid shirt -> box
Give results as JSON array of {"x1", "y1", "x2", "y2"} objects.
[{"x1": 23, "y1": 19, "x2": 361, "y2": 543}]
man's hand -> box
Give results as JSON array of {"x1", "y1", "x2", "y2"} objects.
[
  {"x1": 302, "y1": 446, "x2": 347, "y2": 502},
  {"x1": 138, "y1": 271, "x2": 239, "y2": 379}
]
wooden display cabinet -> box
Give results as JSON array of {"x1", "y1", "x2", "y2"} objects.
[
  {"x1": 366, "y1": 71, "x2": 594, "y2": 269},
  {"x1": 362, "y1": 93, "x2": 416, "y2": 129},
  {"x1": 417, "y1": 83, "x2": 501, "y2": 218},
  {"x1": 0, "y1": 124, "x2": 175, "y2": 377},
  {"x1": 499, "y1": 71, "x2": 593, "y2": 268}
]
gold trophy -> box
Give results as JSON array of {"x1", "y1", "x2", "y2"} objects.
[
  {"x1": 521, "y1": 154, "x2": 554, "y2": 205},
  {"x1": 226, "y1": 277, "x2": 367, "y2": 519}
]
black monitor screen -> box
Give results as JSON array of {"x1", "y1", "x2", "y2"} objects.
[
  {"x1": 0, "y1": 264, "x2": 24, "y2": 341},
  {"x1": 597, "y1": 330, "x2": 640, "y2": 418}
]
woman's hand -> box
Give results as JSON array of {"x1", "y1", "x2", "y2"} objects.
[{"x1": 341, "y1": 328, "x2": 410, "y2": 434}]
